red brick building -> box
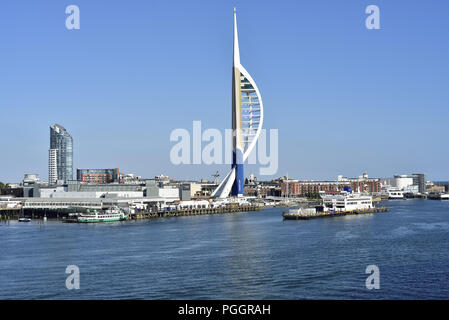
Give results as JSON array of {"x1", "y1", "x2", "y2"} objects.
[
  {"x1": 76, "y1": 168, "x2": 120, "y2": 184},
  {"x1": 281, "y1": 179, "x2": 381, "y2": 196}
]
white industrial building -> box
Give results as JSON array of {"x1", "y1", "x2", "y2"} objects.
[{"x1": 394, "y1": 175, "x2": 414, "y2": 190}]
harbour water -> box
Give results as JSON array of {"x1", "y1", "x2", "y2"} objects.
[{"x1": 1, "y1": 199, "x2": 449, "y2": 299}]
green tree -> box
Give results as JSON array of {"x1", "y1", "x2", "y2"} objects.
[{"x1": 0, "y1": 181, "x2": 4, "y2": 190}]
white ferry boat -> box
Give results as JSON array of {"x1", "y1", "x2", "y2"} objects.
[
  {"x1": 385, "y1": 188, "x2": 405, "y2": 200},
  {"x1": 77, "y1": 207, "x2": 127, "y2": 223},
  {"x1": 320, "y1": 190, "x2": 373, "y2": 212}
]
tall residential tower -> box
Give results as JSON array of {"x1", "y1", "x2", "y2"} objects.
[
  {"x1": 212, "y1": 9, "x2": 264, "y2": 198},
  {"x1": 49, "y1": 124, "x2": 73, "y2": 184}
]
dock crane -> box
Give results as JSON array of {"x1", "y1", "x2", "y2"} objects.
[{"x1": 212, "y1": 171, "x2": 220, "y2": 184}]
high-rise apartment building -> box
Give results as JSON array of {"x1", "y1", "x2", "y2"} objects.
[
  {"x1": 412, "y1": 173, "x2": 426, "y2": 194},
  {"x1": 49, "y1": 124, "x2": 73, "y2": 184},
  {"x1": 48, "y1": 149, "x2": 58, "y2": 184}
]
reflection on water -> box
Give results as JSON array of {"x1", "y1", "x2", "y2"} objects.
[{"x1": 1, "y1": 199, "x2": 449, "y2": 299}]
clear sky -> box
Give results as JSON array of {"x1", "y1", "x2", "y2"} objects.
[{"x1": 1, "y1": 0, "x2": 448, "y2": 183}]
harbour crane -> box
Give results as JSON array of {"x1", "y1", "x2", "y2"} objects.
[{"x1": 212, "y1": 171, "x2": 220, "y2": 184}]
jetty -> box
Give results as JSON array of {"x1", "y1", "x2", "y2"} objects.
[
  {"x1": 1, "y1": 205, "x2": 262, "y2": 222},
  {"x1": 282, "y1": 206, "x2": 389, "y2": 220},
  {"x1": 130, "y1": 205, "x2": 260, "y2": 220}
]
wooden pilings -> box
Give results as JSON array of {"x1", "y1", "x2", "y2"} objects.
[
  {"x1": 1, "y1": 205, "x2": 262, "y2": 222},
  {"x1": 130, "y1": 205, "x2": 261, "y2": 220}
]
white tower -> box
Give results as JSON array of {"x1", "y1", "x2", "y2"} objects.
[{"x1": 212, "y1": 9, "x2": 264, "y2": 198}]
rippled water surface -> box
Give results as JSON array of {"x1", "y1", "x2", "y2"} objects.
[{"x1": 1, "y1": 199, "x2": 449, "y2": 299}]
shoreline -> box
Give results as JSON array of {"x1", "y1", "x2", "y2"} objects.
[{"x1": 0, "y1": 205, "x2": 264, "y2": 223}]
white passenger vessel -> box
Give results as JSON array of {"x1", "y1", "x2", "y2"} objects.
[
  {"x1": 77, "y1": 206, "x2": 127, "y2": 223},
  {"x1": 320, "y1": 190, "x2": 373, "y2": 212},
  {"x1": 382, "y1": 187, "x2": 405, "y2": 200}
]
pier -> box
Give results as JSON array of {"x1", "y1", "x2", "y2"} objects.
[
  {"x1": 130, "y1": 205, "x2": 261, "y2": 220},
  {"x1": 0, "y1": 207, "x2": 80, "y2": 221},
  {"x1": 0, "y1": 205, "x2": 262, "y2": 222},
  {"x1": 282, "y1": 206, "x2": 389, "y2": 220}
]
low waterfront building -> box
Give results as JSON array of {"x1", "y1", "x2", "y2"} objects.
[
  {"x1": 427, "y1": 184, "x2": 446, "y2": 194},
  {"x1": 177, "y1": 200, "x2": 210, "y2": 210},
  {"x1": 40, "y1": 186, "x2": 67, "y2": 198},
  {"x1": 179, "y1": 182, "x2": 216, "y2": 198},
  {"x1": 145, "y1": 180, "x2": 180, "y2": 201},
  {"x1": 22, "y1": 198, "x2": 106, "y2": 209},
  {"x1": 0, "y1": 196, "x2": 22, "y2": 209}
]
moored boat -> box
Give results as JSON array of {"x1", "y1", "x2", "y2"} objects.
[
  {"x1": 283, "y1": 190, "x2": 389, "y2": 220},
  {"x1": 428, "y1": 193, "x2": 449, "y2": 200},
  {"x1": 382, "y1": 187, "x2": 405, "y2": 200},
  {"x1": 77, "y1": 206, "x2": 127, "y2": 223},
  {"x1": 441, "y1": 194, "x2": 449, "y2": 200}
]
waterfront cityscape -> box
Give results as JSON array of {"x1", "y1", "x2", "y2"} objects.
[
  {"x1": 0, "y1": 119, "x2": 448, "y2": 216},
  {"x1": 2, "y1": 0, "x2": 449, "y2": 303}
]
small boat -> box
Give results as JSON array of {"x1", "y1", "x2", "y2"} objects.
[
  {"x1": 428, "y1": 193, "x2": 449, "y2": 200},
  {"x1": 440, "y1": 193, "x2": 449, "y2": 200},
  {"x1": 18, "y1": 217, "x2": 31, "y2": 222}
]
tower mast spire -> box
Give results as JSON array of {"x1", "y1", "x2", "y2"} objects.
[{"x1": 233, "y1": 8, "x2": 240, "y2": 66}]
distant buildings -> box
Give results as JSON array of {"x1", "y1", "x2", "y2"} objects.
[
  {"x1": 280, "y1": 172, "x2": 381, "y2": 197},
  {"x1": 412, "y1": 173, "x2": 426, "y2": 194},
  {"x1": 77, "y1": 168, "x2": 120, "y2": 184},
  {"x1": 380, "y1": 173, "x2": 426, "y2": 195},
  {"x1": 49, "y1": 124, "x2": 73, "y2": 184},
  {"x1": 22, "y1": 174, "x2": 42, "y2": 197},
  {"x1": 427, "y1": 184, "x2": 446, "y2": 194},
  {"x1": 244, "y1": 183, "x2": 281, "y2": 197},
  {"x1": 119, "y1": 173, "x2": 144, "y2": 185},
  {"x1": 393, "y1": 175, "x2": 414, "y2": 190}
]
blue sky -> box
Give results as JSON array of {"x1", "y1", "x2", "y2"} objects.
[{"x1": 1, "y1": 0, "x2": 448, "y2": 183}]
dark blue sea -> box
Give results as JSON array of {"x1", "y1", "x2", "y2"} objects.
[{"x1": 1, "y1": 199, "x2": 449, "y2": 299}]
